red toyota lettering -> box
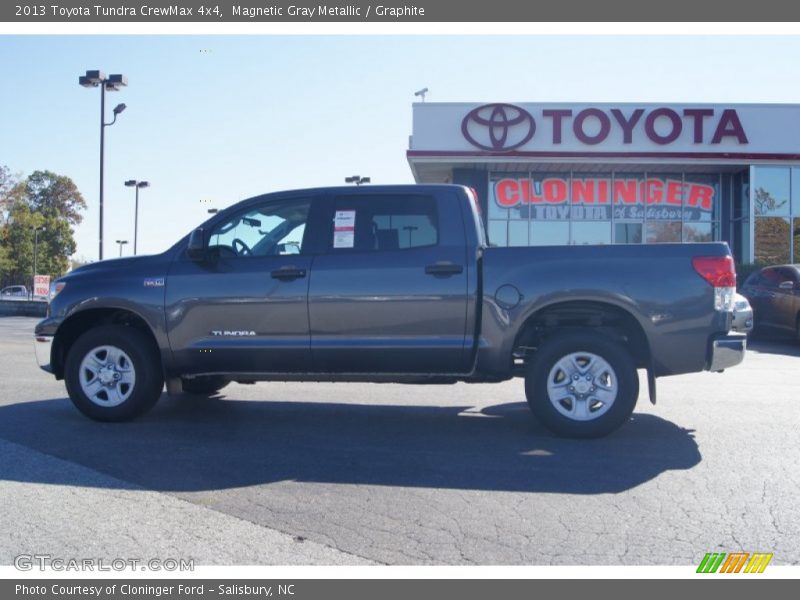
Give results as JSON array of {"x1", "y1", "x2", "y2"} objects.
[{"x1": 711, "y1": 109, "x2": 748, "y2": 144}]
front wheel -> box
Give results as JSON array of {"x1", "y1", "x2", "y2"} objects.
[
  {"x1": 64, "y1": 325, "x2": 164, "y2": 422},
  {"x1": 525, "y1": 331, "x2": 639, "y2": 438}
]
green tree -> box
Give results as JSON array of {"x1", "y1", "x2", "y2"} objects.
[
  {"x1": 2, "y1": 203, "x2": 44, "y2": 286},
  {"x1": 0, "y1": 165, "x2": 19, "y2": 283},
  {"x1": 0, "y1": 232, "x2": 13, "y2": 280},
  {"x1": 0, "y1": 170, "x2": 85, "y2": 286},
  {"x1": 24, "y1": 170, "x2": 87, "y2": 225}
]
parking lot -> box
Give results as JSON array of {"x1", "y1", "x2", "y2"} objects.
[{"x1": 0, "y1": 316, "x2": 798, "y2": 566}]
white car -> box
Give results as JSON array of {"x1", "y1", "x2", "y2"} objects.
[
  {"x1": 732, "y1": 292, "x2": 754, "y2": 334},
  {"x1": 0, "y1": 285, "x2": 29, "y2": 301}
]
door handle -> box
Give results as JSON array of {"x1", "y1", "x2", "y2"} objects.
[
  {"x1": 271, "y1": 266, "x2": 307, "y2": 280},
  {"x1": 425, "y1": 262, "x2": 463, "y2": 276}
]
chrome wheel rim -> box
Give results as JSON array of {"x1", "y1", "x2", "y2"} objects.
[
  {"x1": 546, "y1": 351, "x2": 618, "y2": 422},
  {"x1": 78, "y1": 345, "x2": 136, "y2": 407}
]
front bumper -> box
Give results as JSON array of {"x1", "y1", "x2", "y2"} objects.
[
  {"x1": 707, "y1": 333, "x2": 746, "y2": 372},
  {"x1": 34, "y1": 334, "x2": 53, "y2": 373}
]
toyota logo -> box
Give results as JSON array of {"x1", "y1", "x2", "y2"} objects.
[{"x1": 461, "y1": 103, "x2": 536, "y2": 151}]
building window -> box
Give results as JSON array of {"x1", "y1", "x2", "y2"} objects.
[
  {"x1": 573, "y1": 221, "x2": 611, "y2": 245},
  {"x1": 614, "y1": 223, "x2": 642, "y2": 244},
  {"x1": 487, "y1": 170, "x2": 722, "y2": 248},
  {"x1": 683, "y1": 222, "x2": 714, "y2": 243},
  {"x1": 755, "y1": 218, "x2": 791, "y2": 264},
  {"x1": 646, "y1": 222, "x2": 682, "y2": 243},
  {"x1": 753, "y1": 166, "x2": 800, "y2": 264},
  {"x1": 530, "y1": 221, "x2": 569, "y2": 246}
]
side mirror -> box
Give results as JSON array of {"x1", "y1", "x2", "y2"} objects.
[
  {"x1": 778, "y1": 280, "x2": 794, "y2": 290},
  {"x1": 187, "y1": 228, "x2": 205, "y2": 261}
]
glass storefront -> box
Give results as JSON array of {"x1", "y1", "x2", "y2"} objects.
[
  {"x1": 753, "y1": 166, "x2": 800, "y2": 264},
  {"x1": 487, "y1": 171, "x2": 721, "y2": 247}
]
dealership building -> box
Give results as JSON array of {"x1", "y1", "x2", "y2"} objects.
[{"x1": 407, "y1": 102, "x2": 800, "y2": 265}]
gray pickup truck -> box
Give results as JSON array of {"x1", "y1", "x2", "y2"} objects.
[{"x1": 35, "y1": 184, "x2": 745, "y2": 437}]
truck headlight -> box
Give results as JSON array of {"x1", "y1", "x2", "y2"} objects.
[{"x1": 50, "y1": 282, "x2": 66, "y2": 301}]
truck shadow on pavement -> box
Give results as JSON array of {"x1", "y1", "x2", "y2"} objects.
[
  {"x1": 746, "y1": 338, "x2": 800, "y2": 357},
  {"x1": 0, "y1": 395, "x2": 700, "y2": 495}
]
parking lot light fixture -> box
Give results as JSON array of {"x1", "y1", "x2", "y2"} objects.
[
  {"x1": 345, "y1": 175, "x2": 371, "y2": 186},
  {"x1": 79, "y1": 69, "x2": 128, "y2": 261},
  {"x1": 124, "y1": 180, "x2": 149, "y2": 255},
  {"x1": 115, "y1": 239, "x2": 129, "y2": 257}
]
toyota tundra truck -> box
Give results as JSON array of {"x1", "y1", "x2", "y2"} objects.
[{"x1": 34, "y1": 184, "x2": 745, "y2": 438}]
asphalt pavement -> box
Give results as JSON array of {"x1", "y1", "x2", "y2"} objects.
[{"x1": 0, "y1": 316, "x2": 798, "y2": 565}]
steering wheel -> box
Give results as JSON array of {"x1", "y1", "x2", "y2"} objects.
[{"x1": 231, "y1": 238, "x2": 253, "y2": 257}]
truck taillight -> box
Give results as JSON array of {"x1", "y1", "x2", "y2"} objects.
[{"x1": 692, "y1": 256, "x2": 736, "y2": 312}]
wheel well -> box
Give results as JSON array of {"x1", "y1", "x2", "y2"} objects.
[
  {"x1": 512, "y1": 301, "x2": 650, "y2": 373},
  {"x1": 52, "y1": 308, "x2": 160, "y2": 379}
]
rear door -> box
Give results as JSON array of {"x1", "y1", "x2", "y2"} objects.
[{"x1": 308, "y1": 190, "x2": 470, "y2": 374}]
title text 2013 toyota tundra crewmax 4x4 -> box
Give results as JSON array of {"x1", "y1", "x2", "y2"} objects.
[{"x1": 34, "y1": 185, "x2": 746, "y2": 437}]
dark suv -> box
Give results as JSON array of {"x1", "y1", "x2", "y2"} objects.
[{"x1": 741, "y1": 265, "x2": 800, "y2": 340}]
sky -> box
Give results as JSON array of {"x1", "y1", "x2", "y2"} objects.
[{"x1": 2, "y1": 34, "x2": 800, "y2": 260}]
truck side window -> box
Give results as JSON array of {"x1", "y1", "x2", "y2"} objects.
[
  {"x1": 778, "y1": 267, "x2": 799, "y2": 283},
  {"x1": 208, "y1": 199, "x2": 311, "y2": 258},
  {"x1": 331, "y1": 195, "x2": 438, "y2": 252}
]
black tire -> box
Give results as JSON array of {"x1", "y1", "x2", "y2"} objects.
[
  {"x1": 180, "y1": 376, "x2": 229, "y2": 395},
  {"x1": 64, "y1": 325, "x2": 164, "y2": 422},
  {"x1": 525, "y1": 330, "x2": 639, "y2": 439}
]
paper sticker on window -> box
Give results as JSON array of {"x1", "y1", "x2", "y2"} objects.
[{"x1": 333, "y1": 210, "x2": 356, "y2": 248}]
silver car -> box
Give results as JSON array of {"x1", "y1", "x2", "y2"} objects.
[
  {"x1": 0, "y1": 285, "x2": 29, "y2": 301},
  {"x1": 732, "y1": 292, "x2": 754, "y2": 334}
]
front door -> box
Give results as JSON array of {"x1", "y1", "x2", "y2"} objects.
[
  {"x1": 166, "y1": 195, "x2": 321, "y2": 375},
  {"x1": 773, "y1": 267, "x2": 800, "y2": 333}
]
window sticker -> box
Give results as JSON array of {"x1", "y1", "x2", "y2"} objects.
[{"x1": 333, "y1": 210, "x2": 356, "y2": 248}]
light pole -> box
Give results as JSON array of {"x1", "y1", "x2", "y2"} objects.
[
  {"x1": 345, "y1": 175, "x2": 371, "y2": 186},
  {"x1": 124, "y1": 180, "x2": 149, "y2": 255},
  {"x1": 79, "y1": 69, "x2": 128, "y2": 261},
  {"x1": 116, "y1": 239, "x2": 129, "y2": 257},
  {"x1": 32, "y1": 226, "x2": 46, "y2": 299}
]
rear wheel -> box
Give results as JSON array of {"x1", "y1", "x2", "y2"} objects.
[
  {"x1": 64, "y1": 325, "x2": 163, "y2": 422},
  {"x1": 181, "y1": 376, "x2": 229, "y2": 395},
  {"x1": 525, "y1": 330, "x2": 639, "y2": 438}
]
